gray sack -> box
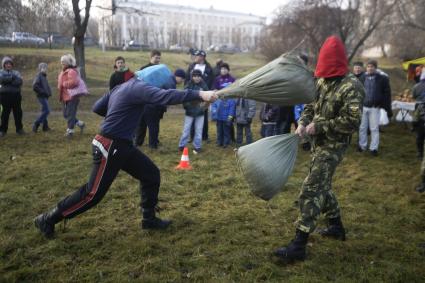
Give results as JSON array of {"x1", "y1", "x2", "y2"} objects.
[{"x1": 236, "y1": 134, "x2": 299, "y2": 200}]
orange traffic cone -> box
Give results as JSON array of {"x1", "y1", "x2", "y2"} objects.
[{"x1": 175, "y1": 147, "x2": 192, "y2": 170}]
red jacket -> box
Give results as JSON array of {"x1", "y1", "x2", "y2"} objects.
[{"x1": 58, "y1": 67, "x2": 79, "y2": 102}]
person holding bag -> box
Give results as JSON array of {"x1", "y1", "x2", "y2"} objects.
[{"x1": 58, "y1": 54, "x2": 86, "y2": 138}]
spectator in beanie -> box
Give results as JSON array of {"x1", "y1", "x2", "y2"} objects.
[
  {"x1": 32, "y1": 62, "x2": 52, "y2": 132},
  {"x1": 358, "y1": 59, "x2": 392, "y2": 156},
  {"x1": 58, "y1": 54, "x2": 85, "y2": 138},
  {"x1": 235, "y1": 98, "x2": 256, "y2": 145},
  {"x1": 186, "y1": 50, "x2": 214, "y2": 141},
  {"x1": 352, "y1": 61, "x2": 365, "y2": 80},
  {"x1": 109, "y1": 56, "x2": 134, "y2": 90},
  {"x1": 178, "y1": 69, "x2": 209, "y2": 154},
  {"x1": 0, "y1": 56, "x2": 24, "y2": 137}
]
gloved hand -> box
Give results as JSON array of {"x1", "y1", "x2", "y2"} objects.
[
  {"x1": 247, "y1": 117, "x2": 252, "y2": 124},
  {"x1": 227, "y1": 115, "x2": 234, "y2": 122}
]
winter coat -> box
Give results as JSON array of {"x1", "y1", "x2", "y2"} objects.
[
  {"x1": 211, "y1": 99, "x2": 236, "y2": 121},
  {"x1": 33, "y1": 72, "x2": 52, "y2": 98},
  {"x1": 58, "y1": 67, "x2": 79, "y2": 102},
  {"x1": 109, "y1": 68, "x2": 134, "y2": 90},
  {"x1": 185, "y1": 61, "x2": 214, "y2": 89},
  {"x1": 183, "y1": 80, "x2": 209, "y2": 117},
  {"x1": 259, "y1": 103, "x2": 280, "y2": 123},
  {"x1": 359, "y1": 72, "x2": 392, "y2": 117},
  {"x1": 235, "y1": 98, "x2": 256, "y2": 124},
  {"x1": 0, "y1": 57, "x2": 23, "y2": 96},
  {"x1": 213, "y1": 74, "x2": 235, "y2": 90},
  {"x1": 413, "y1": 79, "x2": 425, "y2": 103}
]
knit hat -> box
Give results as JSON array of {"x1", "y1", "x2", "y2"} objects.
[
  {"x1": 220, "y1": 63, "x2": 230, "y2": 71},
  {"x1": 192, "y1": 69, "x2": 203, "y2": 77},
  {"x1": 174, "y1": 68, "x2": 186, "y2": 79},
  {"x1": 314, "y1": 36, "x2": 348, "y2": 78},
  {"x1": 2, "y1": 56, "x2": 13, "y2": 68}
]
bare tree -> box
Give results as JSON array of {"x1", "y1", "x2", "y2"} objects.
[
  {"x1": 262, "y1": 0, "x2": 399, "y2": 62},
  {"x1": 72, "y1": 0, "x2": 92, "y2": 80}
]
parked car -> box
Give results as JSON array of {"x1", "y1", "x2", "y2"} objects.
[
  {"x1": 71, "y1": 36, "x2": 98, "y2": 46},
  {"x1": 40, "y1": 32, "x2": 71, "y2": 46},
  {"x1": 0, "y1": 36, "x2": 12, "y2": 43},
  {"x1": 215, "y1": 45, "x2": 241, "y2": 54},
  {"x1": 169, "y1": 44, "x2": 188, "y2": 52},
  {"x1": 122, "y1": 40, "x2": 150, "y2": 51},
  {"x1": 12, "y1": 32, "x2": 45, "y2": 44}
]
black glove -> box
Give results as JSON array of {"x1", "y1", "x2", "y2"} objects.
[{"x1": 246, "y1": 117, "x2": 252, "y2": 124}]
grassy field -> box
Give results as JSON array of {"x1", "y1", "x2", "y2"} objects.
[{"x1": 0, "y1": 47, "x2": 424, "y2": 282}]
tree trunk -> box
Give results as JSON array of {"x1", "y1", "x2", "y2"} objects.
[{"x1": 73, "y1": 35, "x2": 86, "y2": 80}]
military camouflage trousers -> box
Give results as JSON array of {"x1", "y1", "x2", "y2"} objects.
[{"x1": 296, "y1": 146, "x2": 345, "y2": 233}]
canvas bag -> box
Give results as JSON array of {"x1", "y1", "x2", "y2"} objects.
[
  {"x1": 236, "y1": 134, "x2": 300, "y2": 201},
  {"x1": 68, "y1": 75, "x2": 89, "y2": 97},
  {"x1": 216, "y1": 53, "x2": 315, "y2": 106},
  {"x1": 379, "y1": 108, "x2": 389, "y2": 126}
]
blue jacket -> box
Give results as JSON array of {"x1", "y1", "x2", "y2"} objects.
[
  {"x1": 211, "y1": 99, "x2": 236, "y2": 121},
  {"x1": 93, "y1": 78, "x2": 200, "y2": 141}
]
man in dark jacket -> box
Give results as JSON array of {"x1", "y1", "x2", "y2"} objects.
[
  {"x1": 358, "y1": 60, "x2": 392, "y2": 156},
  {"x1": 135, "y1": 50, "x2": 165, "y2": 149},
  {"x1": 34, "y1": 77, "x2": 217, "y2": 239},
  {"x1": 32, "y1": 62, "x2": 52, "y2": 132},
  {"x1": 352, "y1": 61, "x2": 365, "y2": 80},
  {"x1": 0, "y1": 56, "x2": 24, "y2": 136},
  {"x1": 186, "y1": 50, "x2": 214, "y2": 141}
]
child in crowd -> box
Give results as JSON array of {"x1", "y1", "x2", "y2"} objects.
[
  {"x1": 32, "y1": 62, "x2": 52, "y2": 132},
  {"x1": 260, "y1": 103, "x2": 280, "y2": 137},
  {"x1": 178, "y1": 69, "x2": 209, "y2": 154},
  {"x1": 212, "y1": 63, "x2": 236, "y2": 147},
  {"x1": 109, "y1": 56, "x2": 134, "y2": 90},
  {"x1": 235, "y1": 98, "x2": 256, "y2": 145}
]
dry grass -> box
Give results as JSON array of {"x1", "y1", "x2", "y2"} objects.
[{"x1": 0, "y1": 47, "x2": 424, "y2": 282}]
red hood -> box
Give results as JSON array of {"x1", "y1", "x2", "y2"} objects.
[{"x1": 314, "y1": 36, "x2": 348, "y2": 78}]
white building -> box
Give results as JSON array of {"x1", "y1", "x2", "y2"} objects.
[{"x1": 98, "y1": 0, "x2": 266, "y2": 50}]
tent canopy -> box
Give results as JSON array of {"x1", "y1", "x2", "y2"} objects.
[{"x1": 402, "y1": 57, "x2": 425, "y2": 71}]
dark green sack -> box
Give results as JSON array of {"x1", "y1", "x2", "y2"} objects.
[
  {"x1": 217, "y1": 54, "x2": 315, "y2": 106},
  {"x1": 236, "y1": 134, "x2": 300, "y2": 200}
]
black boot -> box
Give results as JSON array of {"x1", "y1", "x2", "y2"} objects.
[
  {"x1": 42, "y1": 121, "x2": 51, "y2": 132},
  {"x1": 32, "y1": 122, "x2": 40, "y2": 133},
  {"x1": 318, "y1": 217, "x2": 346, "y2": 241},
  {"x1": 141, "y1": 208, "x2": 172, "y2": 230},
  {"x1": 416, "y1": 183, "x2": 425, "y2": 193},
  {"x1": 34, "y1": 207, "x2": 63, "y2": 238},
  {"x1": 273, "y1": 230, "x2": 308, "y2": 263}
]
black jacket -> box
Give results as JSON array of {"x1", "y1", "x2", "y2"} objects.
[
  {"x1": 33, "y1": 72, "x2": 52, "y2": 98},
  {"x1": 0, "y1": 69, "x2": 22, "y2": 96},
  {"x1": 359, "y1": 72, "x2": 392, "y2": 117},
  {"x1": 185, "y1": 61, "x2": 214, "y2": 89},
  {"x1": 109, "y1": 69, "x2": 134, "y2": 90}
]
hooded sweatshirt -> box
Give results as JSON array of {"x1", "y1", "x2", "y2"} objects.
[
  {"x1": 314, "y1": 36, "x2": 348, "y2": 78},
  {"x1": 0, "y1": 56, "x2": 23, "y2": 96}
]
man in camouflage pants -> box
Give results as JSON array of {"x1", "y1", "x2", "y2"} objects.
[{"x1": 274, "y1": 36, "x2": 365, "y2": 263}]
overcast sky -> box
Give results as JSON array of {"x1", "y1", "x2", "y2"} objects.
[{"x1": 92, "y1": 0, "x2": 289, "y2": 21}]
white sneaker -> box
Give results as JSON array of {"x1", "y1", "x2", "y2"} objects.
[
  {"x1": 76, "y1": 121, "x2": 85, "y2": 133},
  {"x1": 64, "y1": 128, "x2": 75, "y2": 138}
]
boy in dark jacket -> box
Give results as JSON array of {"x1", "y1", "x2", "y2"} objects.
[
  {"x1": 260, "y1": 103, "x2": 280, "y2": 137},
  {"x1": 109, "y1": 56, "x2": 134, "y2": 90},
  {"x1": 235, "y1": 98, "x2": 256, "y2": 145},
  {"x1": 32, "y1": 62, "x2": 52, "y2": 132},
  {"x1": 178, "y1": 69, "x2": 209, "y2": 154},
  {"x1": 0, "y1": 56, "x2": 24, "y2": 136}
]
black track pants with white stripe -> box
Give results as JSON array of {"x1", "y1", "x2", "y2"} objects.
[{"x1": 57, "y1": 134, "x2": 160, "y2": 219}]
